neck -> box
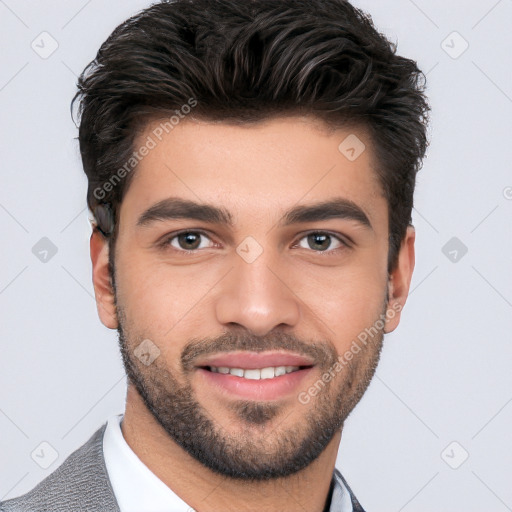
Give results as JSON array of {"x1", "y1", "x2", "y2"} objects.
[{"x1": 121, "y1": 385, "x2": 342, "y2": 512}]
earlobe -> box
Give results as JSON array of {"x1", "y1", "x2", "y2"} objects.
[
  {"x1": 384, "y1": 226, "x2": 416, "y2": 333},
  {"x1": 90, "y1": 229, "x2": 118, "y2": 329}
]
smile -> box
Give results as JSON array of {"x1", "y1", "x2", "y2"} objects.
[
  {"x1": 206, "y1": 365, "x2": 302, "y2": 379},
  {"x1": 195, "y1": 352, "x2": 316, "y2": 401}
]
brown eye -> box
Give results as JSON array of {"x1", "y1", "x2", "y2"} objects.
[
  {"x1": 296, "y1": 232, "x2": 346, "y2": 253},
  {"x1": 307, "y1": 233, "x2": 331, "y2": 251},
  {"x1": 177, "y1": 232, "x2": 202, "y2": 250},
  {"x1": 164, "y1": 231, "x2": 214, "y2": 252}
]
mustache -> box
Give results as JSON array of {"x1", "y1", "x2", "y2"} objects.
[{"x1": 180, "y1": 330, "x2": 338, "y2": 371}]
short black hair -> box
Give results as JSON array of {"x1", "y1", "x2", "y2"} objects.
[{"x1": 72, "y1": 0, "x2": 429, "y2": 272}]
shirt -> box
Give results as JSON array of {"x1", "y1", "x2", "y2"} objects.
[{"x1": 103, "y1": 414, "x2": 353, "y2": 512}]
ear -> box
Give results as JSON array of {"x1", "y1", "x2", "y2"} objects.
[
  {"x1": 90, "y1": 229, "x2": 118, "y2": 329},
  {"x1": 384, "y1": 225, "x2": 415, "y2": 333}
]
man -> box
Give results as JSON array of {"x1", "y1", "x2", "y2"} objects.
[{"x1": 1, "y1": 0, "x2": 428, "y2": 510}]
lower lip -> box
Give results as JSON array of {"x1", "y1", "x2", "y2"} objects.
[{"x1": 198, "y1": 367, "x2": 314, "y2": 401}]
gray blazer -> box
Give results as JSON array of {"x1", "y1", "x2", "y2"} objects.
[{"x1": 0, "y1": 423, "x2": 366, "y2": 511}]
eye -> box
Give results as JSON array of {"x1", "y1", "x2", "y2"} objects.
[
  {"x1": 295, "y1": 232, "x2": 348, "y2": 253},
  {"x1": 162, "y1": 230, "x2": 216, "y2": 252}
]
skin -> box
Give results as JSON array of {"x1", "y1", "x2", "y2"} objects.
[{"x1": 90, "y1": 115, "x2": 415, "y2": 512}]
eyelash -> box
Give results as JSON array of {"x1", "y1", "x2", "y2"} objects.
[{"x1": 158, "y1": 229, "x2": 351, "y2": 256}]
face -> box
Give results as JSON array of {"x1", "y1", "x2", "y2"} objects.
[{"x1": 92, "y1": 115, "x2": 415, "y2": 479}]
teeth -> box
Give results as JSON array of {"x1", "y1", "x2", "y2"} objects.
[
  {"x1": 243, "y1": 369, "x2": 261, "y2": 380},
  {"x1": 208, "y1": 365, "x2": 300, "y2": 379},
  {"x1": 260, "y1": 367, "x2": 275, "y2": 379},
  {"x1": 274, "y1": 366, "x2": 286, "y2": 377},
  {"x1": 229, "y1": 368, "x2": 244, "y2": 377}
]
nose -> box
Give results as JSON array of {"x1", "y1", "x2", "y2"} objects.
[{"x1": 215, "y1": 252, "x2": 301, "y2": 337}]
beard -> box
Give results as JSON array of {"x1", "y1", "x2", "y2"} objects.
[
  {"x1": 111, "y1": 253, "x2": 388, "y2": 481},
  {"x1": 114, "y1": 307, "x2": 387, "y2": 482}
]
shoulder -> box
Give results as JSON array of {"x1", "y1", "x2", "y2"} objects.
[{"x1": 0, "y1": 423, "x2": 120, "y2": 512}]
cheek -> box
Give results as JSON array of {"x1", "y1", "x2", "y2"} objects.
[
  {"x1": 115, "y1": 254, "x2": 221, "y2": 351},
  {"x1": 294, "y1": 264, "x2": 387, "y2": 348}
]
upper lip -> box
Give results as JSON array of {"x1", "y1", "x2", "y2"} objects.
[{"x1": 196, "y1": 351, "x2": 315, "y2": 370}]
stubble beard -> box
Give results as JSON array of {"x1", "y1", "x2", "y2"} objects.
[{"x1": 114, "y1": 303, "x2": 386, "y2": 480}]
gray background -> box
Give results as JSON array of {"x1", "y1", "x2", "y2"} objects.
[{"x1": 1, "y1": 0, "x2": 511, "y2": 510}]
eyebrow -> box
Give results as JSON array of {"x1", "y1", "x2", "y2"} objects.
[
  {"x1": 136, "y1": 197, "x2": 372, "y2": 231},
  {"x1": 278, "y1": 199, "x2": 372, "y2": 230},
  {"x1": 137, "y1": 198, "x2": 233, "y2": 227}
]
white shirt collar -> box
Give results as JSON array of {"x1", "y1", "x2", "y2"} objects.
[
  {"x1": 103, "y1": 414, "x2": 191, "y2": 512},
  {"x1": 103, "y1": 413, "x2": 353, "y2": 512}
]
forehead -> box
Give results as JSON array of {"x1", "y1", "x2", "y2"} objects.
[{"x1": 121, "y1": 115, "x2": 386, "y2": 228}]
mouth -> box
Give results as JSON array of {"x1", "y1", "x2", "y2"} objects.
[
  {"x1": 195, "y1": 351, "x2": 315, "y2": 401},
  {"x1": 202, "y1": 365, "x2": 308, "y2": 379}
]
